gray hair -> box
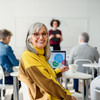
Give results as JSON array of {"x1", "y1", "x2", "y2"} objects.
[
  {"x1": 0, "y1": 29, "x2": 12, "y2": 40},
  {"x1": 79, "y1": 32, "x2": 89, "y2": 42},
  {"x1": 26, "y1": 22, "x2": 51, "y2": 60}
]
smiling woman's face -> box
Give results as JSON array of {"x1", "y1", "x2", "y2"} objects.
[{"x1": 30, "y1": 26, "x2": 48, "y2": 49}]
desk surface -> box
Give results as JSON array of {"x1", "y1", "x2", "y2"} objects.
[
  {"x1": 83, "y1": 63, "x2": 100, "y2": 68},
  {"x1": 13, "y1": 66, "x2": 19, "y2": 72},
  {"x1": 11, "y1": 68, "x2": 92, "y2": 79},
  {"x1": 62, "y1": 71, "x2": 92, "y2": 79},
  {"x1": 10, "y1": 72, "x2": 18, "y2": 77}
]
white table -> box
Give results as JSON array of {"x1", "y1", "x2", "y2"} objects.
[
  {"x1": 10, "y1": 72, "x2": 19, "y2": 100},
  {"x1": 62, "y1": 71, "x2": 92, "y2": 100},
  {"x1": 83, "y1": 63, "x2": 100, "y2": 78},
  {"x1": 13, "y1": 66, "x2": 19, "y2": 72}
]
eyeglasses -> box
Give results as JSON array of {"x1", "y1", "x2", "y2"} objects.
[{"x1": 33, "y1": 32, "x2": 48, "y2": 38}]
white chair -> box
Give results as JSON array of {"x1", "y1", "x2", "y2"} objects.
[
  {"x1": 74, "y1": 59, "x2": 92, "y2": 73},
  {"x1": 90, "y1": 75, "x2": 100, "y2": 100},
  {"x1": 95, "y1": 87, "x2": 100, "y2": 93},
  {"x1": 0, "y1": 65, "x2": 6, "y2": 100},
  {"x1": 0, "y1": 65, "x2": 13, "y2": 100},
  {"x1": 21, "y1": 82, "x2": 30, "y2": 100},
  {"x1": 74, "y1": 59, "x2": 92, "y2": 98}
]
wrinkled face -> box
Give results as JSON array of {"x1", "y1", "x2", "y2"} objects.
[
  {"x1": 30, "y1": 26, "x2": 48, "y2": 49},
  {"x1": 53, "y1": 21, "x2": 58, "y2": 28}
]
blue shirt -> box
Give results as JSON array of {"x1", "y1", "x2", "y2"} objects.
[
  {"x1": 80, "y1": 42, "x2": 88, "y2": 45},
  {"x1": 0, "y1": 41, "x2": 19, "y2": 73}
]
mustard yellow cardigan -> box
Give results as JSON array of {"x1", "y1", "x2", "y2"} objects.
[{"x1": 18, "y1": 48, "x2": 71, "y2": 100}]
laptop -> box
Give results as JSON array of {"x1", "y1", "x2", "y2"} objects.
[{"x1": 48, "y1": 51, "x2": 66, "y2": 69}]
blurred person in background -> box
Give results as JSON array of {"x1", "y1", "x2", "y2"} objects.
[
  {"x1": 0, "y1": 29, "x2": 19, "y2": 84},
  {"x1": 0, "y1": 29, "x2": 20, "y2": 100},
  {"x1": 68, "y1": 32, "x2": 99, "y2": 92},
  {"x1": 49, "y1": 19, "x2": 63, "y2": 50}
]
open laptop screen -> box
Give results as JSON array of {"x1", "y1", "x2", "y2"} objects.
[{"x1": 48, "y1": 51, "x2": 66, "y2": 68}]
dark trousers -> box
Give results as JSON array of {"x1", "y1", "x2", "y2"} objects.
[
  {"x1": 50, "y1": 44, "x2": 61, "y2": 50},
  {"x1": 0, "y1": 76, "x2": 13, "y2": 84},
  {"x1": 73, "y1": 79, "x2": 79, "y2": 92},
  {"x1": 73, "y1": 79, "x2": 86, "y2": 97}
]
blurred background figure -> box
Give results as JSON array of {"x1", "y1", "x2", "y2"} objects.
[
  {"x1": 0, "y1": 29, "x2": 19, "y2": 84},
  {"x1": 0, "y1": 29, "x2": 20, "y2": 100},
  {"x1": 68, "y1": 32, "x2": 99, "y2": 92},
  {"x1": 49, "y1": 19, "x2": 63, "y2": 50}
]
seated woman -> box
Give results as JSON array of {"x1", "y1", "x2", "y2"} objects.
[
  {"x1": 18, "y1": 22, "x2": 76, "y2": 100},
  {"x1": 90, "y1": 75, "x2": 100, "y2": 100}
]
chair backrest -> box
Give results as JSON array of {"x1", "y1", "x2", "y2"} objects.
[
  {"x1": 0, "y1": 65, "x2": 5, "y2": 86},
  {"x1": 21, "y1": 82, "x2": 30, "y2": 100},
  {"x1": 74, "y1": 59, "x2": 92, "y2": 73},
  {"x1": 95, "y1": 87, "x2": 100, "y2": 93}
]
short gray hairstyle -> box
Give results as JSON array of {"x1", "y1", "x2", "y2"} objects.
[
  {"x1": 0, "y1": 29, "x2": 12, "y2": 40},
  {"x1": 26, "y1": 22, "x2": 51, "y2": 60},
  {"x1": 79, "y1": 32, "x2": 89, "y2": 42}
]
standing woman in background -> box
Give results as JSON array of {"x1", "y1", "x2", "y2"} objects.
[{"x1": 49, "y1": 19, "x2": 63, "y2": 50}]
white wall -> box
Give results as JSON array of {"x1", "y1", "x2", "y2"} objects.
[{"x1": 0, "y1": 0, "x2": 100, "y2": 58}]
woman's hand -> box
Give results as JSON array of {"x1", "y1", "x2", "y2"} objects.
[
  {"x1": 60, "y1": 66, "x2": 69, "y2": 72},
  {"x1": 56, "y1": 34, "x2": 63, "y2": 42},
  {"x1": 56, "y1": 34, "x2": 61, "y2": 38},
  {"x1": 49, "y1": 34, "x2": 54, "y2": 40},
  {"x1": 71, "y1": 96, "x2": 77, "y2": 100}
]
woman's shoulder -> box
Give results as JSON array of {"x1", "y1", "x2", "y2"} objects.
[
  {"x1": 5, "y1": 45, "x2": 14, "y2": 53},
  {"x1": 49, "y1": 29, "x2": 61, "y2": 32},
  {"x1": 49, "y1": 29, "x2": 52, "y2": 33},
  {"x1": 21, "y1": 50, "x2": 33, "y2": 58},
  {"x1": 57, "y1": 29, "x2": 61, "y2": 32}
]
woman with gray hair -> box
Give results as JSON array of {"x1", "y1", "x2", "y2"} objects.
[{"x1": 18, "y1": 22, "x2": 76, "y2": 100}]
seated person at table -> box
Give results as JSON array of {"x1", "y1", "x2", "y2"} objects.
[
  {"x1": 18, "y1": 22, "x2": 76, "y2": 100},
  {"x1": 0, "y1": 29, "x2": 19, "y2": 84},
  {"x1": 68, "y1": 32, "x2": 99, "y2": 92}
]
